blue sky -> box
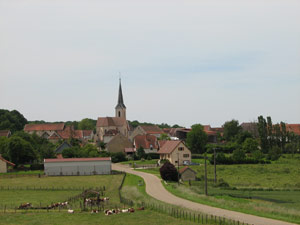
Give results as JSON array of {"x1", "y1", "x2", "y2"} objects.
[{"x1": 0, "y1": 0, "x2": 299, "y2": 127}]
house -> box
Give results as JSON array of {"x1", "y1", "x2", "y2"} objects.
[
  {"x1": 105, "y1": 133, "x2": 133, "y2": 153},
  {"x1": 130, "y1": 125, "x2": 164, "y2": 141},
  {"x1": 95, "y1": 79, "x2": 130, "y2": 142},
  {"x1": 0, "y1": 154, "x2": 15, "y2": 173},
  {"x1": 157, "y1": 140, "x2": 191, "y2": 166},
  {"x1": 0, "y1": 130, "x2": 11, "y2": 138},
  {"x1": 24, "y1": 123, "x2": 93, "y2": 143},
  {"x1": 179, "y1": 166, "x2": 197, "y2": 181},
  {"x1": 55, "y1": 141, "x2": 72, "y2": 158},
  {"x1": 44, "y1": 157, "x2": 111, "y2": 176},
  {"x1": 134, "y1": 134, "x2": 158, "y2": 154},
  {"x1": 286, "y1": 124, "x2": 300, "y2": 136},
  {"x1": 124, "y1": 147, "x2": 136, "y2": 158}
]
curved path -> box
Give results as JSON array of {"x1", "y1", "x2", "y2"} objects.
[{"x1": 113, "y1": 164, "x2": 296, "y2": 225}]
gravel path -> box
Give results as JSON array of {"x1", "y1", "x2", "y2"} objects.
[{"x1": 113, "y1": 163, "x2": 297, "y2": 225}]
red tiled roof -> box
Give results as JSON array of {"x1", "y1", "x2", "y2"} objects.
[
  {"x1": 82, "y1": 130, "x2": 93, "y2": 137},
  {"x1": 157, "y1": 140, "x2": 181, "y2": 154},
  {"x1": 140, "y1": 125, "x2": 164, "y2": 134},
  {"x1": 0, "y1": 154, "x2": 15, "y2": 166},
  {"x1": 96, "y1": 117, "x2": 127, "y2": 127},
  {"x1": 56, "y1": 126, "x2": 83, "y2": 139},
  {"x1": 0, "y1": 130, "x2": 10, "y2": 137},
  {"x1": 44, "y1": 157, "x2": 111, "y2": 163},
  {"x1": 158, "y1": 140, "x2": 167, "y2": 148},
  {"x1": 286, "y1": 124, "x2": 300, "y2": 136},
  {"x1": 134, "y1": 134, "x2": 158, "y2": 149},
  {"x1": 179, "y1": 166, "x2": 196, "y2": 174},
  {"x1": 48, "y1": 132, "x2": 61, "y2": 140},
  {"x1": 24, "y1": 123, "x2": 65, "y2": 131}
]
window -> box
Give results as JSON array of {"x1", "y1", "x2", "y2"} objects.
[
  {"x1": 175, "y1": 161, "x2": 178, "y2": 164},
  {"x1": 118, "y1": 111, "x2": 121, "y2": 117},
  {"x1": 178, "y1": 147, "x2": 184, "y2": 151},
  {"x1": 183, "y1": 154, "x2": 189, "y2": 158}
]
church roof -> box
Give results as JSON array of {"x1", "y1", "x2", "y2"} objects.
[
  {"x1": 115, "y1": 79, "x2": 126, "y2": 109},
  {"x1": 96, "y1": 117, "x2": 127, "y2": 127}
]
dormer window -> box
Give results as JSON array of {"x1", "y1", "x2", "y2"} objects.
[{"x1": 178, "y1": 147, "x2": 184, "y2": 151}]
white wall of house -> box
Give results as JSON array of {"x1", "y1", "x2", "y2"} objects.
[{"x1": 44, "y1": 160, "x2": 111, "y2": 176}]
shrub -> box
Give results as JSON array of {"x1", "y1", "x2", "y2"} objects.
[
  {"x1": 159, "y1": 162, "x2": 178, "y2": 182},
  {"x1": 111, "y1": 152, "x2": 127, "y2": 163},
  {"x1": 30, "y1": 164, "x2": 44, "y2": 170},
  {"x1": 267, "y1": 146, "x2": 282, "y2": 161}
]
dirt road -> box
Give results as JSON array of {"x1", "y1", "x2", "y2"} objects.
[{"x1": 112, "y1": 163, "x2": 296, "y2": 225}]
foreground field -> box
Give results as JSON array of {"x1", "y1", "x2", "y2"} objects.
[
  {"x1": 0, "y1": 211, "x2": 201, "y2": 225},
  {"x1": 0, "y1": 173, "x2": 202, "y2": 225}
]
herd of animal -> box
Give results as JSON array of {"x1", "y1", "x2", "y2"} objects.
[
  {"x1": 18, "y1": 199, "x2": 145, "y2": 215},
  {"x1": 18, "y1": 202, "x2": 69, "y2": 210}
]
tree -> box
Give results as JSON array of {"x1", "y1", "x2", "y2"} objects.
[
  {"x1": 223, "y1": 120, "x2": 241, "y2": 141},
  {"x1": 158, "y1": 133, "x2": 171, "y2": 141},
  {"x1": 137, "y1": 147, "x2": 146, "y2": 159},
  {"x1": 186, "y1": 124, "x2": 207, "y2": 154},
  {"x1": 257, "y1": 116, "x2": 269, "y2": 153},
  {"x1": 78, "y1": 118, "x2": 96, "y2": 130},
  {"x1": 62, "y1": 146, "x2": 80, "y2": 158},
  {"x1": 159, "y1": 162, "x2": 178, "y2": 182},
  {"x1": 0, "y1": 109, "x2": 28, "y2": 133},
  {"x1": 267, "y1": 146, "x2": 282, "y2": 161},
  {"x1": 0, "y1": 136, "x2": 9, "y2": 158},
  {"x1": 6, "y1": 136, "x2": 36, "y2": 166},
  {"x1": 242, "y1": 138, "x2": 259, "y2": 153}
]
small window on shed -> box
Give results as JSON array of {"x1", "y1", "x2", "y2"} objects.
[{"x1": 178, "y1": 147, "x2": 184, "y2": 151}]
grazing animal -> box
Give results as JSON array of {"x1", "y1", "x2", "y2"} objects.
[
  {"x1": 138, "y1": 206, "x2": 145, "y2": 210},
  {"x1": 18, "y1": 203, "x2": 32, "y2": 209},
  {"x1": 68, "y1": 209, "x2": 74, "y2": 214},
  {"x1": 128, "y1": 208, "x2": 135, "y2": 213},
  {"x1": 91, "y1": 209, "x2": 99, "y2": 214}
]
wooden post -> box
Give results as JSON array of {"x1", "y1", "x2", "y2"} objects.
[
  {"x1": 214, "y1": 148, "x2": 217, "y2": 184},
  {"x1": 204, "y1": 153, "x2": 208, "y2": 196}
]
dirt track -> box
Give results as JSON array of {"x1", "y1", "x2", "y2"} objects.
[{"x1": 112, "y1": 163, "x2": 296, "y2": 225}]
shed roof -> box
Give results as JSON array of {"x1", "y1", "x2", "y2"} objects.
[
  {"x1": 44, "y1": 157, "x2": 111, "y2": 163},
  {"x1": 0, "y1": 130, "x2": 11, "y2": 137},
  {"x1": 0, "y1": 154, "x2": 15, "y2": 166},
  {"x1": 179, "y1": 166, "x2": 196, "y2": 174},
  {"x1": 134, "y1": 134, "x2": 158, "y2": 149},
  {"x1": 140, "y1": 125, "x2": 164, "y2": 134},
  {"x1": 96, "y1": 117, "x2": 127, "y2": 127}
]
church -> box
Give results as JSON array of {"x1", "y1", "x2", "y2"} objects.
[{"x1": 95, "y1": 80, "x2": 131, "y2": 147}]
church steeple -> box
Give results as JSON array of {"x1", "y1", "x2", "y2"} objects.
[{"x1": 115, "y1": 78, "x2": 126, "y2": 119}]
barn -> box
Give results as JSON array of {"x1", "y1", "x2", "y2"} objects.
[{"x1": 44, "y1": 157, "x2": 111, "y2": 176}]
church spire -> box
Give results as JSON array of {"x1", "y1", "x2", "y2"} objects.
[
  {"x1": 116, "y1": 78, "x2": 126, "y2": 109},
  {"x1": 115, "y1": 78, "x2": 127, "y2": 119}
]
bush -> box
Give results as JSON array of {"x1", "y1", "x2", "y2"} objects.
[
  {"x1": 147, "y1": 153, "x2": 159, "y2": 159},
  {"x1": 111, "y1": 152, "x2": 127, "y2": 163},
  {"x1": 267, "y1": 146, "x2": 282, "y2": 161},
  {"x1": 30, "y1": 164, "x2": 44, "y2": 170},
  {"x1": 146, "y1": 155, "x2": 152, "y2": 160},
  {"x1": 159, "y1": 162, "x2": 178, "y2": 182}
]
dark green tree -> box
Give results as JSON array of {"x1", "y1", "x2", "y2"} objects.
[
  {"x1": 223, "y1": 120, "x2": 241, "y2": 141},
  {"x1": 257, "y1": 116, "x2": 269, "y2": 153},
  {"x1": 6, "y1": 136, "x2": 37, "y2": 166},
  {"x1": 0, "y1": 109, "x2": 28, "y2": 133},
  {"x1": 137, "y1": 147, "x2": 146, "y2": 159},
  {"x1": 78, "y1": 118, "x2": 96, "y2": 130},
  {"x1": 242, "y1": 138, "x2": 259, "y2": 153},
  {"x1": 186, "y1": 124, "x2": 208, "y2": 154}
]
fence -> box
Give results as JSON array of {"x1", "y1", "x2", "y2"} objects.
[{"x1": 0, "y1": 186, "x2": 105, "y2": 191}]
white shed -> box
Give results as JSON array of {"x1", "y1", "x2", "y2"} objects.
[{"x1": 44, "y1": 157, "x2": 111, "y2": 176}]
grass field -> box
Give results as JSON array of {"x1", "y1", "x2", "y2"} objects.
[
  {"x1": 0, "y1": 211, "x2": 201, "y2": 225},
  {"x1": 136, "y1": 154, "x2": 300, "y2": 224},
  {"x1": 0, "y1": 173, "x2": 202, "y2": 225}
]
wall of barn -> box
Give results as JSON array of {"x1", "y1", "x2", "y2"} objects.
[
  {"x1": 0, "y1": 160, "x2": 7, "y2": 173},
  {"x1": 181, "y1": 169, "x2": 196, "y2": 181},
  {"x1": 44, "y1": 160, "x2": 111, "y2": 176}
]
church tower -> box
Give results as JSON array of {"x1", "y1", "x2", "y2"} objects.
[{"x1": 115, "y1": 79, "x2": 126, "y2": 120}]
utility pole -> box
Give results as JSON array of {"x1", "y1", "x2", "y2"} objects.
[
  {"x1": 177, "y1": 152, "x2": 180, "y2": 185},
  {"x1": 214, "y1": 148, "x2": 217, "y2": 184},
  {"x1": 204, "y1": 152, "x2": 208, "y2": 196}
]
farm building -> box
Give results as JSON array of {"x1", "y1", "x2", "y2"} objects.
[
  {"x1": 44, "y1": 157, "x2": 111, "y2": 176},
  {"x1": 179, "y1": 166, "x2": 197, "y2": 181},
  {"x1": 0, "y1": 154, "x2": 15, "y2": 173}
]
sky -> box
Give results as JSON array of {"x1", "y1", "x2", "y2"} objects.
[{"x1": 0, "y1": 0, "x2": 299, "y2": 127}]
